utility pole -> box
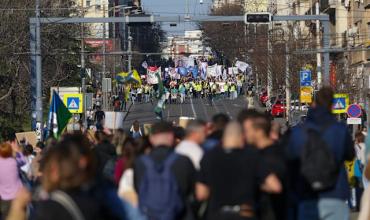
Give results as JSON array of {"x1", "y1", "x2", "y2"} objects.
[
  {"x1": 285, "y1": 42, "x2": 291, "y2": 123},
  {"x1": 102, "y1": 4, "x2": 107, "y2": 79},
  {"x1": 128, "y1": 26, "x2": 132, "y2": 72},
  {"x1": 81, "y1": 0, "x2": 87, "y2": 130},
  {"x1": 316, "y1": 1, "x2": 322, "y2": 88},
  {"x1": 35, "y1": 0, "x2": 43, "y2": 138},
  {"x1": 267, "y1": 23, "x2": 273, "y2": 99}
]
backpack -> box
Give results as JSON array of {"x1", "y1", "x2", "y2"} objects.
[
  {"x1": 138, "y1": 153, "x2": 184, "y2": 220},
  {"x1": 300, "y1": 124, "x2": 339, "y2": 191},
  {"x1": 103, "y1": 157, "x2": 117, "y2": 181}
]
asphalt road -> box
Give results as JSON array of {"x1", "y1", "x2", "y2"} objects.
[{"x1": 123, "y1": 96, "x2": 250, "y2": 129}]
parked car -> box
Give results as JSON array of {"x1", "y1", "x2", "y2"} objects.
[{"x1": 271, "y1": 100, "x2": 285, "y2": 117}]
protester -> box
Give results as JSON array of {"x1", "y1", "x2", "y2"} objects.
[
  {"x1": 0, "y1": 143, "x2": 23, "y2": 220},
  {"x1": 285, "y1": 87, "x2": 355, "y2": 220},
  {"x1": 175, "y1": 120, "x2": 207, "y2": 170},
  {"x1": 94, "y1": 106, "x2": 105, "y2": 130},
  {"x1": 20, "y1": 144, "x2": 35, "y2": 179},
  {"x1": 241, "y1": 111, "x2": 287, "y2": 220},
  {"x1": 130, "y1": 120, "x2": 143, "y2": 139},
  {"x1": 118, "y1": 137, "x2": 139, "y2": 206},
  {"x1": 202, "y1": 113, "x2": 230, "y2": 152},
  {"x1": 94, "y1": 130, "x2": 117, "y2": 180},
  {"x1": 196, "y1": 121, "x2": 282, "y2": 220},
  {"x1": 134, "y1": 121, "x2": 196, "y2": 220}
]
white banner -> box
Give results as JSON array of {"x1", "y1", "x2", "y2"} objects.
[{"x1": 235, "y1": 61, "x2": 249, "y2": 72}]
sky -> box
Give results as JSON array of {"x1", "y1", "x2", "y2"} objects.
[{"x1": 141, "y1": 0, "x2": 213, "y2": 36}]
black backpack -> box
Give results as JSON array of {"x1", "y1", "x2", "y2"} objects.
[{"x1": 300, "y1": 124, "x2": 339, "y2": 191}]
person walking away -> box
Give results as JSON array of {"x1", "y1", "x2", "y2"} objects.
[
  {"x1": 7, "y1": 133, "x2": 131, "y2": 220},
  {"x1": 94, "y1": 131, "x2": 117, "y2": 180},
  {"x1": 202, "y1": 114, "x2": 230, "y2": 152},
  {"x1": 241, "y1": 112, "x2": 287, "y2": 220},
  {"x1": 94, "y1": 106, "x2": 105, "y2": 130},
  {"x1": 20, "y1": 144, "x2": 35, "y2": 180},
  {"x1": 285, "y1": 87, "x2": 355, "y2": 220},
  {"x1": 134, "y1": 122, "x2": 196, "y2": 220},
  {"x1": 0, "y1": 143, "x2": 23, "y2": 220},
  {"x1": 175, "y1": 120, "x2": 207, "y2": 170},
  {"x1": 196, "y1": 122, "x2": 282, "y2": 220}
]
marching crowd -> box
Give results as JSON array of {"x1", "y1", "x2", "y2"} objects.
[
  {"x1": 1, "y1": 87, "x2": 369, "y2": 220},
  {"x1": 111, "y1": 74, "x2": 248, "y2": 111}
]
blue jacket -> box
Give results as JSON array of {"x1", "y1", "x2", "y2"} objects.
[{"x1": 286, "y1": 107, "x2": 355, "y2": 201}]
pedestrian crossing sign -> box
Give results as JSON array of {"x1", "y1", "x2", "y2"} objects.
[
  {"x1": 332, "y1": 94, "x2": 349, "y2": 114},
  {"x1": 63, "y1": 93, "x2": 83, "y2": 113}
]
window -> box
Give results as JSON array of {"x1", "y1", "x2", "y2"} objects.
[
  {"x1": 95, "y1": 0, "x2": 101, "y2": 9},
  {"x1": 86, "y1": 0, "x2": 91, "y2": 7}
]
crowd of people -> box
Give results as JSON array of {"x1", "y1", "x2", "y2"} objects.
[
  {"x1": 1, "y1": 87, "x2": 369, "y2": 220},
  {"x1": 109, "y1": 74, "x2": 249, "y2": 111}
]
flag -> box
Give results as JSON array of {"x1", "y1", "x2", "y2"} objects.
[
  {"x1": 141, "y1": 61, "x2": 148, "y2": 69},
  {"x1": 147, "y1": 66, "x2": 161, "y2": 84},
  {"x1": 235, "y1": 61, "x2": 249, "y2": 72},
  {"x1": 115, "y1": 69, "x2": 142, "y2": 85},
  {"x1": 47, "y1": 91, "x2": 72, "y2": 138}
]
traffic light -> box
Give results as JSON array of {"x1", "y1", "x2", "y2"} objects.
[{"x1": 244, "y1": 13, "x2": 272, "y2": 24}]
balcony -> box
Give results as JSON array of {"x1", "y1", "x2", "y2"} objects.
[
  {"x1": 351, "y1": 49, "x2": 365, "y2": 64},
  {"x1": 321, "y1": 0, "x2": 336, "y2": 11},
  {"x1": 365, "y1": 0, "x2": 370, "y2": 9}
]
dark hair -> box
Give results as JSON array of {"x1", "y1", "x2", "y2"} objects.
[
  {"x1": 1, "y1": 127, "x2": 16, "y2": 142},
  {"x1": 40, "y1": 132, "x2": 96, "y2": 191},
  {"x1": 135, "y1": 136, "x2": 152, "y2": 155},
  {"x1": 23, "y1": 144, "x2": 34, "y2": 156},
  {"x1": 121, "y1": 137, "x2": 137, "y2": 169},
  {"x1": 174, "y1": 126, "x2": 186, "y2": 141},
  {"x1": 151, "y1": 121, "x2": 174, "y2": 135},
  {"x1": 36, "y1": 141, "x2": 45, "y2": 150},
  {"x1": 237, "y1": 109, "x2": 261, "y2": 124},
  {"x1": 315, "y1": 87, "x2": 334, "y2": 110},
  {"x1": 95, "y1": 130, "x2": 110, "y2": 143},
  {"x1": 212, "y1": 113, "x2": 230, "y2": 130},
  {"x1": 355, "y1": 131, "x2": 365, "y2": 143},
  {"x1": 251, "y1": 113, "x2": 272, "y2": 137}
]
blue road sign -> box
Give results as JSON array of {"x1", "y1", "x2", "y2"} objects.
[
  {"x1": 66, "y1": 97, "x2": 80, "y2": 110},
  {"x1": 300, "y1": 70, "x2": 312, "y2": 86}
]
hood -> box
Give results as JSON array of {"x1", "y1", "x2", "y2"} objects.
[{"x1": 306, "y1": 106, "x2": 336, "y2": 125}]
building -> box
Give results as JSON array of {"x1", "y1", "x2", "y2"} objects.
[
  {"x1": 212, "y1": 0, "x2": 244, "y2": 8},
  {"x1": 162, "y1": 30, "x2": 209, "y2": 59},
  {"x1": 77, "y1": 0, "x2": 110, "y2": 38}
]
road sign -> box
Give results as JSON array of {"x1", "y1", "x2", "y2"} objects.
[
  {"x1": 332, "y1": 94, "x2": 349, "y2": 114},
  {"x1": 347, "y1": 118, "x2": 362, "y2": 125},
  {"x1": 300, "y1": 86, "x2": 313, "y2": 103},
  {"x1": 300, "y1": 70, "x2": 312, "y2": 86},
  {"x1": 347, "y1": 104, "x2": 362, "y2": 118},
  {"x1": 63, "y1": 93, "x2": 83, "y2": 113}
]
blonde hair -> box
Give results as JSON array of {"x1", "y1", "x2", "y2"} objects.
[{"x1": 222, "y1": 121, "x2": 244, "y2": 148}]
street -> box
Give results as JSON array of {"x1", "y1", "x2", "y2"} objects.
[{"x1": 124, "y1": 96, "x2": 250, "y2": 129}]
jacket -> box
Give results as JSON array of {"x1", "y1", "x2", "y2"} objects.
[{"x1": 286, "y1": 106, "x2": 355, "y2": 200}]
